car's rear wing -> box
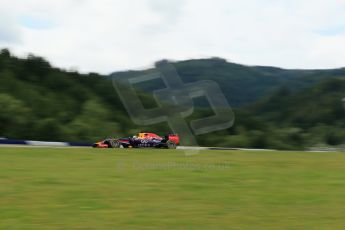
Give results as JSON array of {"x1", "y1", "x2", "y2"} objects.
[{"x1": 165, "y1": 134, "x2": 179, "y2": 145}]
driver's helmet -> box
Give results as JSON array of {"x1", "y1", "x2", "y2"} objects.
[
  {"x1": 133, "y1": 135, "x2": 138, "y2": 139},
  {"x1": 138, "y1": 133, "x2": 146, "y2": 139}
]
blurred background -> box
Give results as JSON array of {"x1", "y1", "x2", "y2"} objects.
[{"x1": 1, "y1": 0, "x2": 345, "y2": 150}]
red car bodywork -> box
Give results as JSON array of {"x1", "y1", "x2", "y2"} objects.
[{"x1": 93, "y1": 141, "x2": 109, "y2": 148}]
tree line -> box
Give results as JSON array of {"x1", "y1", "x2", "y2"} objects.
[{"x1": 0, "y1": 49, "x2": 344, "y2": 149}]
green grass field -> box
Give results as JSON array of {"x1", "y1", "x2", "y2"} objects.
[{"x1": 1, "y1": 147, "x2": 345, "y2": 229}]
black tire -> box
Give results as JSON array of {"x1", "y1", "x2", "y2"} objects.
[
  {"x1": 108, "y1": 139, "x2": 121, "y2": 148},
  {"x1": 166, "y1": 140, "x2": 177, "y2": 149}
]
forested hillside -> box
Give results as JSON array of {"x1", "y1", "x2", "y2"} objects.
[
  {"x1": 216, "y1": 79, "x2": 345, "y2": 149},
  {"x1": 114, "y1": 58, "x2": 345, "y2": 107},
  {"x1": 0, "y1": 49, "x2": 131, "y2": 142},
  {"x1": 0, "y1": 49, "x2": 344, "y2": 149}
]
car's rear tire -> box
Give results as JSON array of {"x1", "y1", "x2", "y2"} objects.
[
  {"x1": 166, "y1": 140, "x2": 177, "y2": 149},
  {"x1": 108, "y1": 139, "x2": 121, "y2": 148}
]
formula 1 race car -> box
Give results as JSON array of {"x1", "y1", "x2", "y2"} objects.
[{"x1": 92, "y1": 132, "x2": 179, "y2": 149}]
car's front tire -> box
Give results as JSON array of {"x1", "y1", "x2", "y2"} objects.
[{"x1": 166, "y1": 140, "x2": 177, "y2": 149}]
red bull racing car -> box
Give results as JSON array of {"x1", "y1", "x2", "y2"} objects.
[{"x1": 93, "y1": 132, "x2": 179, "y2": 149}]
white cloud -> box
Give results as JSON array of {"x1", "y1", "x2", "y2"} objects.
[
  {"x1": 309, "y1": 35, "x2": 345, "y2": 68},
  {"x1": 0, "y1": 10, "x2": 22, "y2": 43},
  {"x1": 0, "y1": 0, "x2": 345, "y2": 73}
]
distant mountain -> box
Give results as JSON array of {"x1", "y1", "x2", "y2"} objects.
[{"x1": 112, "y1": 58, "x2": 345, "y2": 107}]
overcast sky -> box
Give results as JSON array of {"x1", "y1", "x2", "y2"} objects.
[{"x1": 1, "y1": 0, "x2": 345, "y2": 73}]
